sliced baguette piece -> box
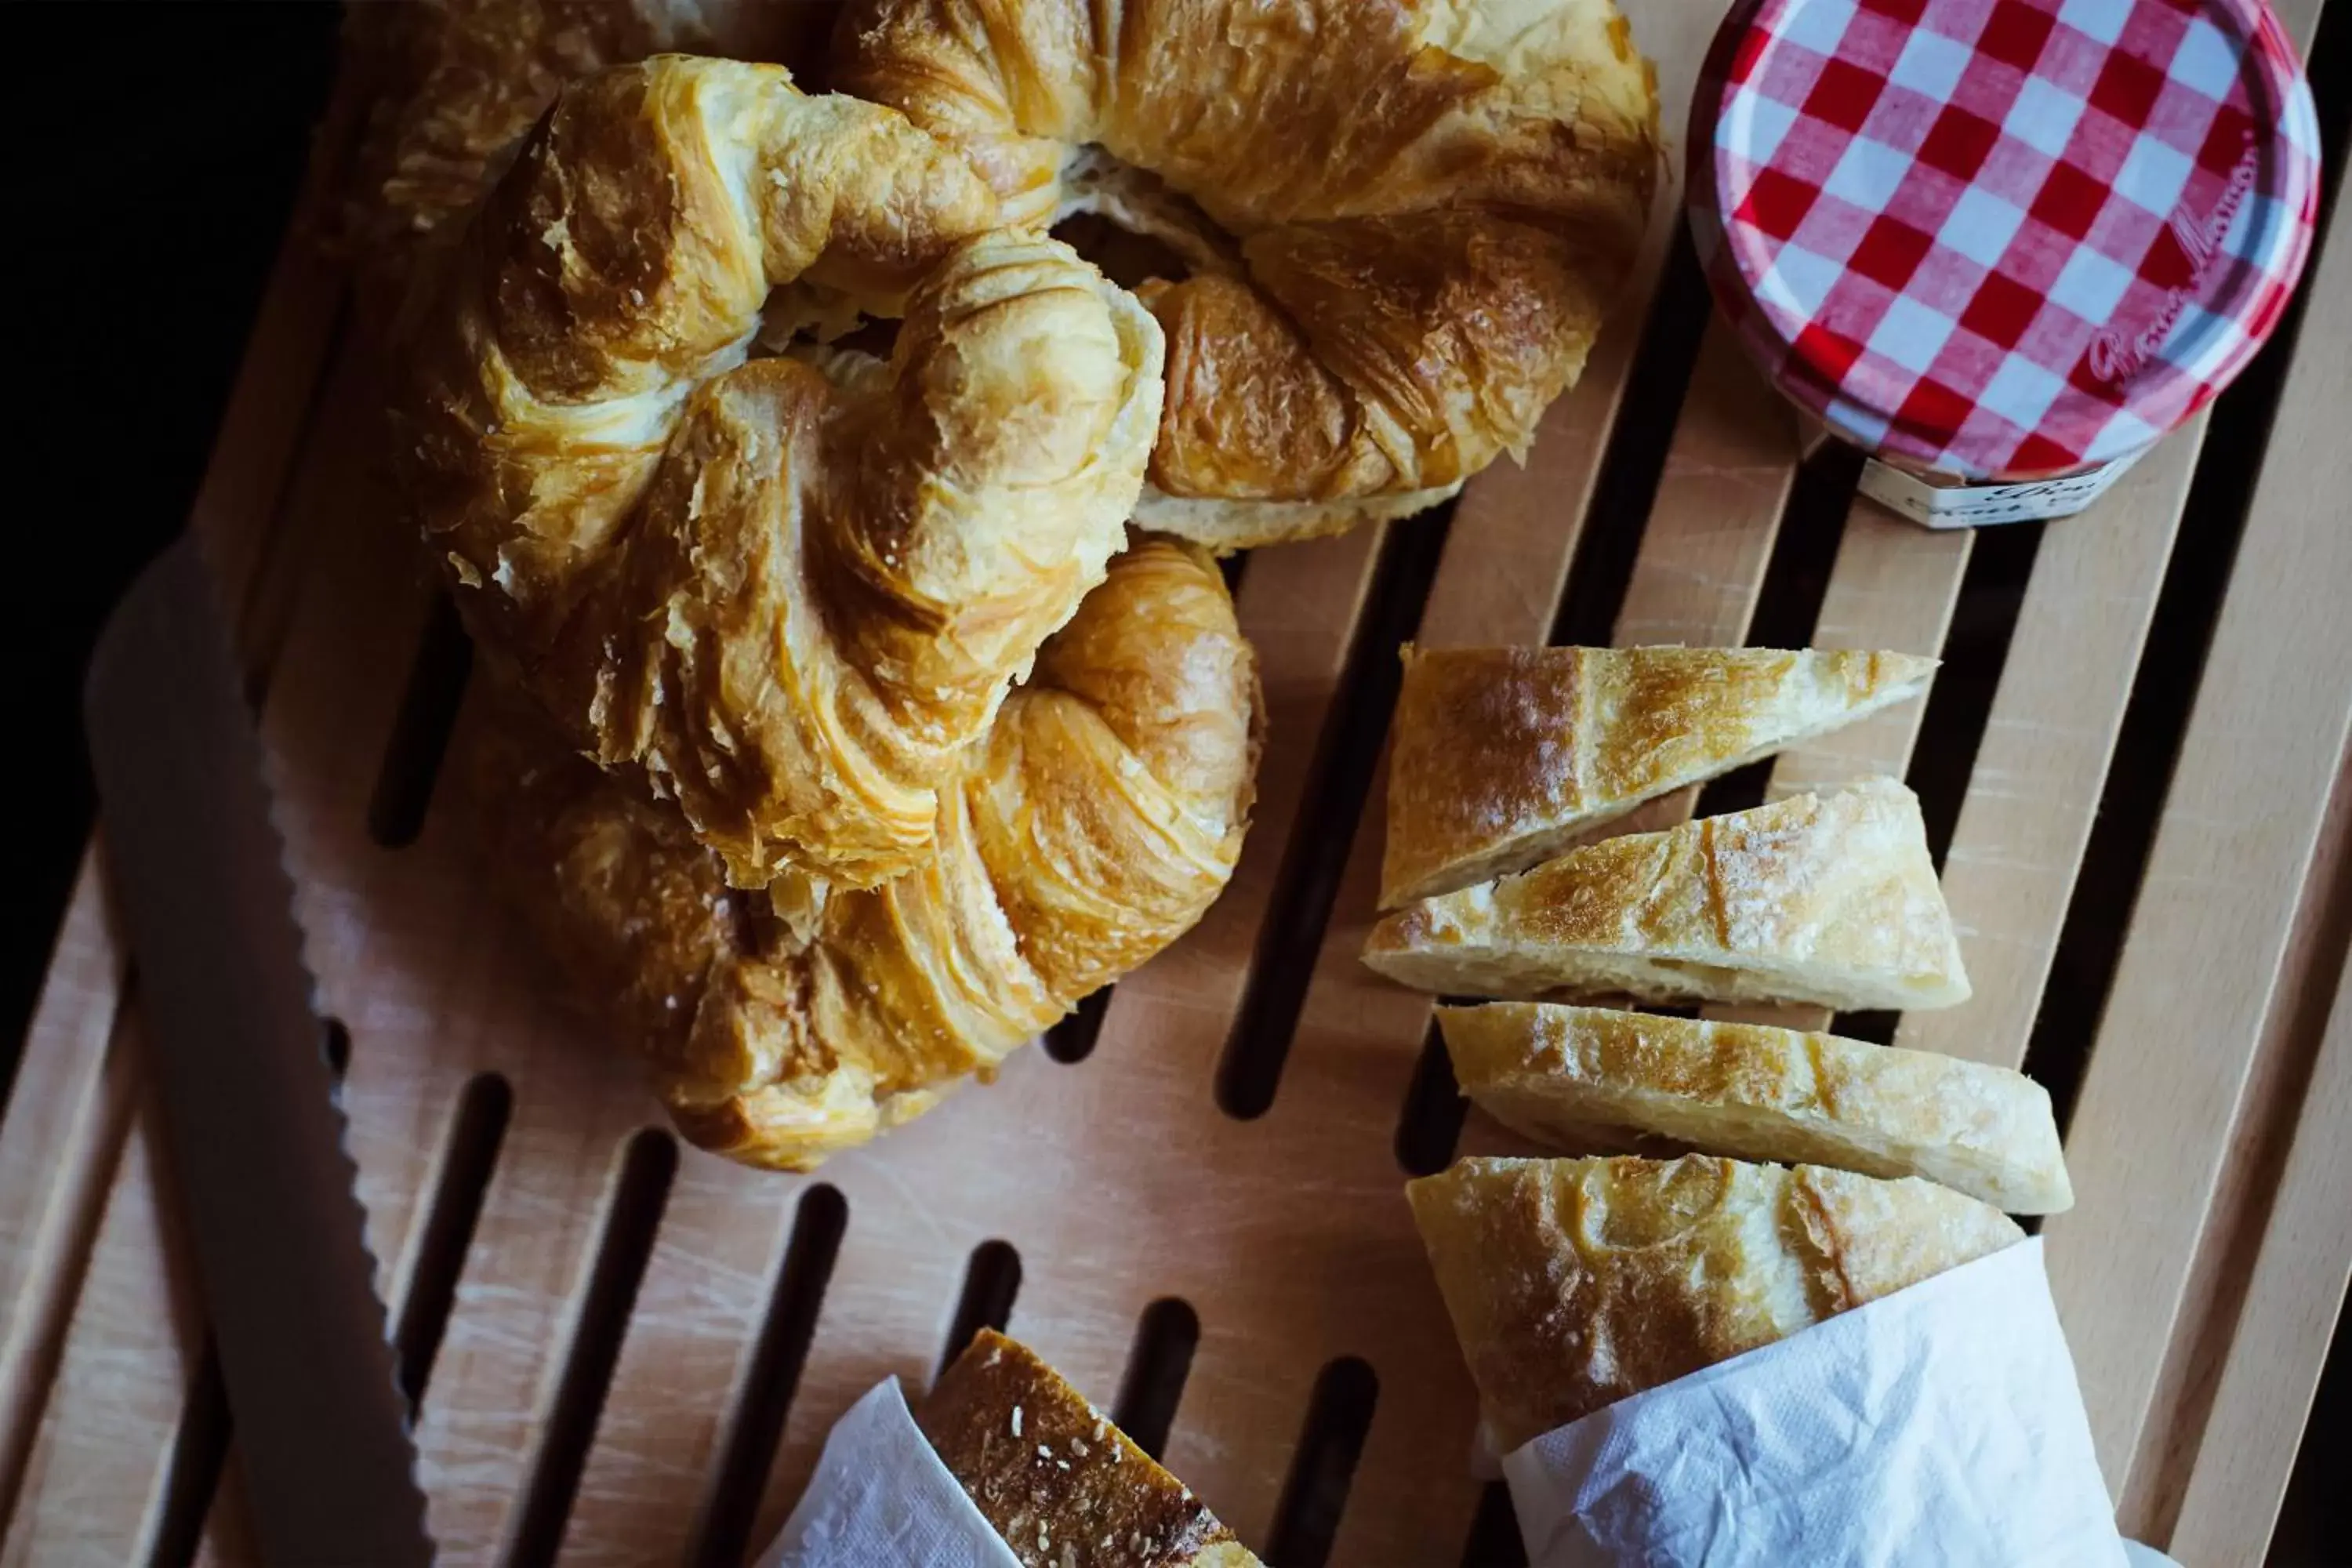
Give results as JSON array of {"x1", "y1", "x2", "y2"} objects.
[
  {"x1": 1363, "y1": 777, "x2": 1970, "y2": 1011},
  {"x1": 919, "y1": 1328, "x2": 1261, "y2": 1567},
  {"x1": 1381, "y1": 645, "x2": 1937, "y2": 907},
  {"x1": 1439, "y1": 1002, "x2": 2072, "y2": 1213},
  {"x1": 1406, "y1": 1155, "x2": 2023, "y2": 1450}
]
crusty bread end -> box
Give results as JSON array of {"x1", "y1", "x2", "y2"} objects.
[
  {"x1": 1406, "y1": 1155, "x2": 2022, "y2": 1450},
  {"x1": 920, "y1": 1330, "x2": 1261, "y2": 1567}
]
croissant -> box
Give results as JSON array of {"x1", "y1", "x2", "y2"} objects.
[
  {"x1": 394, "y1": 56, "x2": 1168, "y2": 888},
  {"x1": 474, "y1": 537, "x2": 1261, "y2": 1168},
  {"x1": 334, "y1": 0, "x2": 833, "y2": 296},
  {"x1": 835, "y1": 0, "x2": 1661, "y2": 550}
]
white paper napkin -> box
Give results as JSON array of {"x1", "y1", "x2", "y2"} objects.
[
  {"x1": 760, "y1": 1378, "x2": 1021, "y2": 1568},
  {"x1": 1501, "y1": 1238, "x2": 2133, "y2": 1567}
]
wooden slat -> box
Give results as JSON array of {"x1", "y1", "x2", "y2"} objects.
[
  {"x1": 143, "y1": 302, "x2": 642, "y2": 1564},
  {"x1": 1758, "y1": 506, "x2": 1969, "y2": 805},
  {"x1": 419, "y1": 1119, "x2": 644, "y2": 1561},
  {"x1": 2044, "y1": 178, "x2": 2352, "y2": 1512},
  {"x1": 263, "y1": 494, "x2": 633, "y2": 1566},
  {"x1": 2167, "y1": 906, "x2": 2352, "y2": 1566},
  {"x1": 555, "y1": 1157, "x2": 797, "y2": 1565},
  {"x1": 1610, "y1": 323, "x2": 1799, "y2": 649},
  {"x1": 748, "y1": 1201, "x2": 971, "y2": 1549},
  {"x1": 2122, "y1": 761, "x2": 2352, "y2": 1543},
  {"x1": 0, "y1": 855, "x2": 132, "y2": 1523},
  {"x1": 1406, "y1": 0, "x2": 1720, "y2": 659},
  {"x1": 2, "y1": 1029, "x2": 206, "y2": 1567},
  {"x1": 1892, "y1": 430, "x2": 2197, "y2": 1069}
]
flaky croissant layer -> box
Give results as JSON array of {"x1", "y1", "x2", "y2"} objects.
[
  {"x1": 477, "y1": 537, "x2": 1261, "y2": 1170},
  {"x1": 397, "y1": 56, "x2": 1167, "y2": 890},
  {"x1": 354, "y1": 3, "x2": 1664, "y2": 556},
  {"x1": 335, "y1": 0, "x2": 837, "y2": 306},
  {"x1": 838, "y1": 0, "x2": 1662, "y2": 548}
]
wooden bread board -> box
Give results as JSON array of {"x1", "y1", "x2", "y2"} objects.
[{"x1": 2, "y1": 3, "x2": 2348, "y2": 1563}]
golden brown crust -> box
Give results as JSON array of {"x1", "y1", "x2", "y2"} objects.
[
  {"x1": 1439, "y1": 1003, "x2": 2073, "y2": 1213},
  {"x1": 835, "y1": 0, "x2": 1660, "y2": 548},
  {"x1": 920, "y1": 1330, "x2": 1261, "y2": 1567},
  {"x1": 397, "y1": 56, "x2": 1169, "y2": 889},
  {"x1": 334, "y1": 0, "x2": 838, "y2": 301},
  {"x1": 473, "y1": 537, "x2": 1259, "y2": 1169},
  {"x1": 1362, "y1": 779, "x2": 1971, "y2": 1011},
  {"x1": 1381, "y1": 646, "x2": 1940, "y2": 906},
  {"x1": 1406, "y1": 1156, "x2": 2022, "y2": 1450}
]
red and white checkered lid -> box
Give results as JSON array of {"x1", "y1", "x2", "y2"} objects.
[{"x1": 1690, "y1": 0, "x2": 2321, "y2": 479}]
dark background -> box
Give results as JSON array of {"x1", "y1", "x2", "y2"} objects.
[
  {"x1": 5, "y1": 4, "x2": 338, "y2": 1040},
  {"x1": 1, "y1": 4, "x2": 2343, "y2": 1563}
]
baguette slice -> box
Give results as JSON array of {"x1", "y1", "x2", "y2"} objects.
[
  {"x1": 1406, "y1": 1155, "x2": 2022, "y2": 1450},
  {"x1": 1381, "y1": 645, "x2": 1936, "y2": 906},
  {"x1": 1440, "y1": 1003, "x2": 2072, "y2": 1213},
  {"x1": 1363, "y1": 777, "x2": 1970, "y2": 1011},
  {"x1": 920, "y1": 1329, "x2": 1261, "y2": 1567}
]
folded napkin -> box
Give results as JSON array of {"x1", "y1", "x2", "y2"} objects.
[
  {"x1": 760, "y1": 1378, "x2": 1020, "y2": 1568},
  {"x1": 1501, "y1": 1239, "x2": 2143, "y2": 1567}
]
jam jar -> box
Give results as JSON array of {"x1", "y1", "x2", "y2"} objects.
[{"x1": 1689, "y1": 0, "x2": 2319, "y2": 525}]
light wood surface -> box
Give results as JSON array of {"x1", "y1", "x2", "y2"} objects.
[
  {"x1": 1, "y1": 4, "x2": 2347, "y2": 1561},
  {"x1": 1892, "y1": 427, "x2": 2198, "y2": 1071},
  {"x1": 0, "y1": 852, "x2": 129, "y2": 1527},
  {"x1": 1612, "y1": 321, "x2": 1798, "y2": 651},
  {"x1": 2168, "y1": 927, "x2": 2352, "y2": 1566},
  {"x1": 2124, "y1": 764, "x2": 2352, "y2": 1550},
  {"x1": 1755, "y1": 508, "x2": 1969, "y2": 805},
  {"x1": 2043, "y1": 166, "x2": 2352, "y2": 1537},
  {"x1": 2, "y1": 1046, "x2": 205, "y2": 1568}
]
